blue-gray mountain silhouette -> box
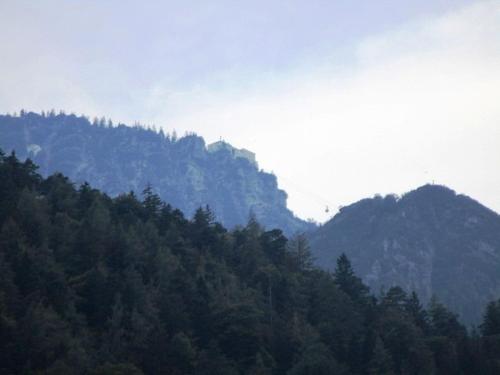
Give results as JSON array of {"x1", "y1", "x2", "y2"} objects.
[
  {"x1": 309, "y1": 184, "x2": 500, "y2": 324},
  {"x1": 0, "y1": 111, "x2": 312, "y2": 234}
]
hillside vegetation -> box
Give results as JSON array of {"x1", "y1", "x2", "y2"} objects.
[{"x1": 1, "y1": 151, "x2": 500, "y2": 374}]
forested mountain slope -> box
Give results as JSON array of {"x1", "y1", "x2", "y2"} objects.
[
  {"x1": 309, "y1": 185, "x2": 500, "y2": 324},
  {"x1": 0, "y1": 111, "x2": 312, "y2": 235},
  {"x1": 2, "y1": 152, "x2": 500, "y2": 374}
]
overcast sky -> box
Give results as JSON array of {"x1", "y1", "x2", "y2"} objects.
[{"x1": 1, "y1": 0, "x2": 499, "y2": 222}]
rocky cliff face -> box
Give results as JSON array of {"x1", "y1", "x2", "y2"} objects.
[
  {"x1": 309, "y1": 185, "x2": 500, "y2": 324},
  {"x1": 0, "y1": 112, "x2": 312, "y2": 235}
]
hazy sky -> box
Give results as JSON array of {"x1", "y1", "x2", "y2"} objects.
[{"x1": 1, "y1": 0, "x2": 499, "y2": 222}]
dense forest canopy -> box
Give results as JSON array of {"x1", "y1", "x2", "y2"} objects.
[{"x1": 1, "y1": 151, "x2": 500, "y2": 374}]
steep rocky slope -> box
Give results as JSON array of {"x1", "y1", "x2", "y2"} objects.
[
  {"x1": 309, "y1": 185, "x2": 500, "y2": 324},
  {"x1": 0, "y1": 111, "x2": 312, "y2": 234}
]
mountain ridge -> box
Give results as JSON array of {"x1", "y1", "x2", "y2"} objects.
[
  {"x1": 0, "y1": 111, "x2": 313, "y2": 235},
  {"x1": 309, "y1": 183, "x2": 500, "y2": 324}
]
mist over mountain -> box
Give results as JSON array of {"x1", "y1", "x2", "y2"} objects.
[
  {"x1": 309, "y1": 184, "x2": 500, "y2": 324},
  {"x1": 0, "y1": 111, "x2": 312, "y2": 235}
]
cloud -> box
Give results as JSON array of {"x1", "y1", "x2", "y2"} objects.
[
  {"x1": 149, "y1": 1, "x2": 500, "y2": 221},
  {"x1": 0, "y1": 0, "x2": 498, "y2": 222}
]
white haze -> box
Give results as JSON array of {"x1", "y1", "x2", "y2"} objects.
[
  {"x1": 0, "y1": 1, "x2": 498, "y2": 222},
  {"x1": 150, "y1": 1, "x2": 500, "y2": 222}
]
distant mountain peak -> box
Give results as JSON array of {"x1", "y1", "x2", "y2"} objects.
[
  {"x1": 309, "y1": 185, "x2": 500, "y2": 324},
  {"x1": 405, "y1": 183, "x2": 457, "y2": 198}
]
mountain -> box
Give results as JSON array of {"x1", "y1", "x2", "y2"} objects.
[
  {"x1": 308, "y1": 184, "x2": 500, "y2": 324},
  {"x1": 0, "y1": 111, "x2": 312, "y2": 234}
]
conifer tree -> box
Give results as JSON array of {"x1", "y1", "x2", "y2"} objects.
[
  {"x1": 480, "y1": 300, "x2": 500, "y2": 336},
  {"x1": 405, "y1": 291, "x2": 429, "y2": 333},
  {"x1": 333, "y1": 253, "x2": 369, "y2": 301},
  {"x1": 287, "y1": 233, "x2": 314, "y2": 272},
  {"x1": 142, "y1": 183, "x2": 162, "y2": 217}
]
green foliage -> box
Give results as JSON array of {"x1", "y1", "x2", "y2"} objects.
[
  {"x1": 0, "y1": 151, "x2": 498, "y2": 374},
  {"x1": 91, "y1": 362, "x2": 144, "y2": 375},
  {"x1": 288, "y1": 340, "x2": 347, "y2": 375},
  {"x1": 367, "y1": 336, "x2": 394, "y2": 375},
  {"x1": 287, "y1": 233, "x2": 314, "y2": 272},
  {"x1": 333, "y1": 253, "x2": 369, "y2": 302},
  {"x1": 481, "y1": 300, "x2": 500, "y2": 336},
  {"x1": 428, "y1": 297, "x2": 466, "y2": 339},
  {"x1": 405, "y1": 291, "x2": 429, "y2": 333}
]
